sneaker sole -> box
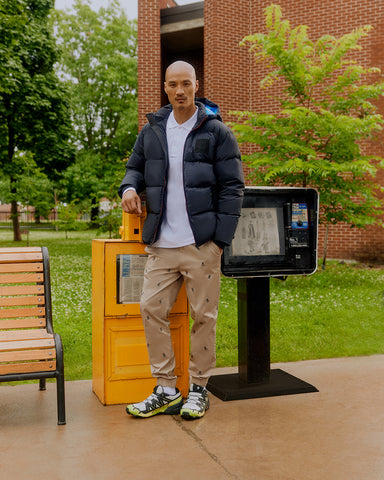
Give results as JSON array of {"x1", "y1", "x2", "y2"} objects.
[
  {"x1": 126, "y1": 397, "x2": 183, "y2": 418},
  {"x1": 180, "y1": 410, "x2": 205, "y2": 420},
  {"x1": 180, "y1": 399, "x2": 209, "y2": 420}
]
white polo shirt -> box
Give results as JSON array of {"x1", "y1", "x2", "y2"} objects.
[{"x1": 154, "y1": 108, "x2": 198, "y2": 247}]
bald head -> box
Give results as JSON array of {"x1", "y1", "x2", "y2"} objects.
[
  {"x1": 165, "y1": 61, "x2": 197, "y2": 82},
  {"x1": 164, "y1": 60, "x2": 199, "y2": 124}
]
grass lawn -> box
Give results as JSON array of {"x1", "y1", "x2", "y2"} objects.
[
  {"x1": 1, "y1": 229, "x2": 383, "y2": 380},
  {"x1": 218, "y1": 261, "x2": 384, "y2": 366}
]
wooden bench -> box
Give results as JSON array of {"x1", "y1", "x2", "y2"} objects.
[{"x1": 0, "y1": 247, "x2": 66, "y2": 425}]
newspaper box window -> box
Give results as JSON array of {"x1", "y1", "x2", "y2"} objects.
[
  {"x1": 232, "y1": 207, "x2": 285, "y2": 257},
  {"x1": 117, "y1": 254, "x2": 148, "y2": 304},
  {"x1": 208, "y1": 187, "x2": 320, "y2": 401}
]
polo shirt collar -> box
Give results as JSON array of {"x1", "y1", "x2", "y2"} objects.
[{"x1": 167, "y1": 108, "x2": 198, "y2": 130}]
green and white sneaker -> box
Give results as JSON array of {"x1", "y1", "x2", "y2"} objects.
[
  {"x1": 180, "y1": 384, "x2": 210, "y2": 420},
  {"x1": 126, "y1": 386, "x2": 183, "y2": 418}
]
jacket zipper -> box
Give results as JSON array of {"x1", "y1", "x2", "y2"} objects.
[{"x1": 182, "y1": 112, "x2": 208, "y2": 246}]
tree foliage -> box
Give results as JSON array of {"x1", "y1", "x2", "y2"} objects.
[
  {"x1": 0, "y1": 152, "x2": 55, "y2": 223},
  {"x1": 55, "y1": 200, "x2": 87, "y2": 239},
  {"x1": 231, "y1": 4, "x2": 384, "y2": 230},
  {"x1": 53, "y1": 0, "x2": 138, "y2": 212},
  {"x1": 0, "y1": 0, "x2": 74, "y2": 240}
]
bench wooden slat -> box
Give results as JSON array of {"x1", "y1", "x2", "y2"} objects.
[
  {"x1": 0, "y1": 248, "x2": 42, "y2": 254},
  {"x1": 0, "y1": 285, "x2": 44, "y2": 296},
  {"x1": 0, "y1": 252, "x2": 43, "y2": 263},
  {"x1": 0, "y1": 338, "x2": 55, "y2": 352},
  {"x1": 0, "y1": 306, "x2": 45, "y2": 319},
  {"x1": 0, "y1": 296, "x2": 44, "y2": 307},
  {"x1": 0, "y1": 349, "x2": 56, "y2": 362},
  {"x1": 0, "y1": 318, "x2": 46, "y2": 329},
  {"x1": 0, "y1": 263, "x2": 43, "y2": 273},
  {"x1": 0, "y1": 273, "x2": 44, "y2": 284},
  {"x1": 0, "y1": 330, "x2": 53, "y2": 341},
  {"x1": 0, "y1": 360, "x2": 56, "y2": 375}
]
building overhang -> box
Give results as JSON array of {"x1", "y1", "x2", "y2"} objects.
[{"x1": 160, "y1": 1, "x2": 204, "y2": 54}]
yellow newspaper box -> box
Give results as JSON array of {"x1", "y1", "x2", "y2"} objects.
[{"x1": 92, "y1": 210, "x2": 190, "y2": 405}]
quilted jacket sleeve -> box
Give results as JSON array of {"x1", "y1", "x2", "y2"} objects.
[
  {"x1": 118, "y1": 126, "x2": 147, "y2": 198},
  {"x1": 213, "y1": 124, "x2": 245, "y2": 246}
]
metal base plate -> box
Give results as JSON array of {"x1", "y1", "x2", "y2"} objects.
[{"x1": 207, "y1": 369, "x2": 318, "y2": 401}]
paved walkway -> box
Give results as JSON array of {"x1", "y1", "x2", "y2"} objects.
[{"x1": 1, "y1": 355, "x2": 383, "y2": 480}]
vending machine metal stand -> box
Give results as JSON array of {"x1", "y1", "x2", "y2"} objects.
[{"x1": 207, "y1": 276, "x2": 319, "y2": 401}]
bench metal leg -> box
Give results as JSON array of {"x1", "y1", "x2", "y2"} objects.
[
  {"x1": 39, "y1": 378, "x2": 46, "y2": 391},
  {"x1": 56, "y1": 371, "x2": 66, "y2": 425},
  {"x1": 54, "y1": 333, "x2": 66, "y2": 425}
]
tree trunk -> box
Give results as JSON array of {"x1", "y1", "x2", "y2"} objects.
[
  {"x1": 11, "y1": 198, "x2": 21, "y2": 242},
  {"x1": 8, "y1": 114, "x2": 21, "y2": 241},
  {"x1": 90, "y1": 197, "x2": 99, "y2": 226},
  {"x1": 322, "y1": 222, "x2": 329, "y2": 269}
]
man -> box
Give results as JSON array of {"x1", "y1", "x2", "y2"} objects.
[{"x1": 119, "y1": 60, "x2": 244, "y2": 419}]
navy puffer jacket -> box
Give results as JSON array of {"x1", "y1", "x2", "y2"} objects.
[{"x1": 118, "y1": 98, "x2": 245, "y2": 247}]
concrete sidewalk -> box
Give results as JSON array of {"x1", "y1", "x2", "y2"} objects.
[{"x1": 1, "y1": 355, "x2": 383, "y2": 480}]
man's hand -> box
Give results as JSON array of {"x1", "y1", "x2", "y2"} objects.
[{"x1": 121, "y1": 190, "x2": 142, "y2": 215}]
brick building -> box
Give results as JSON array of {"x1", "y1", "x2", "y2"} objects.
[{"x1": 137, "y1": 0, "x2": 384, "y2": 260}]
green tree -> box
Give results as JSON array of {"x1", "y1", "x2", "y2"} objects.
[
  {"x1": 56, "y1": 200, "x2": 87, "y2": 239},
  {"x1": 97, "y1": 205, "x2": 122, "y2": 239},
  {"x1": 0, "y1": 152, "x2": 55, "y2": 225},
  {"x1": 53, "y1": 0, "x2": 138, "y2": 221},
  {"x1": 22, "y1": 176, "x2": 55, "y2": 224},
  {"x1": 0, "y1": 0, "x2": 74, "y2": 241},
  {"x1": 232, "y1": 4, "x2": 384, "y2": 261}
]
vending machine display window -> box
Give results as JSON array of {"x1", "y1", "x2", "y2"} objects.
[{"x1": 232, "y1": 207, "x2": 285, "y2": 257}]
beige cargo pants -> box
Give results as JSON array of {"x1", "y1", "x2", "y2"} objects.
[{"x1": 140, "y1": 241, "x2": 222, "y2": 388}]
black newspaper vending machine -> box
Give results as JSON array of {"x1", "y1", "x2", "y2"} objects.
[{"x1": 207, "y1": 187, "x2": 320, "y2": 400}]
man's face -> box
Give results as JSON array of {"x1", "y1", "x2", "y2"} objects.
[{"x1": 164, "y1": 63, "x2": 199, "y2": 116}]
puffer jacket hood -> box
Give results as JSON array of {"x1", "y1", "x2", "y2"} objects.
[
  {"x1": 119, "y1": 97, "x2": 245, "y2": 247},
  {"x1": 146, "y1": 97, "x2": 222, "y2": 131}
]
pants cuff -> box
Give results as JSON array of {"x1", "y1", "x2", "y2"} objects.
[
  {"x1": 190, "y1": 377, "x2": 208, "y2": 387},
  {"x1": 157, "y1": 378, "x2": 177, "y2": 388}
]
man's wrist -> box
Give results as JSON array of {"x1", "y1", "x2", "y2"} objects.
[{"x1": 122, "y1": 187, "x2": 136, "y2": 196}]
